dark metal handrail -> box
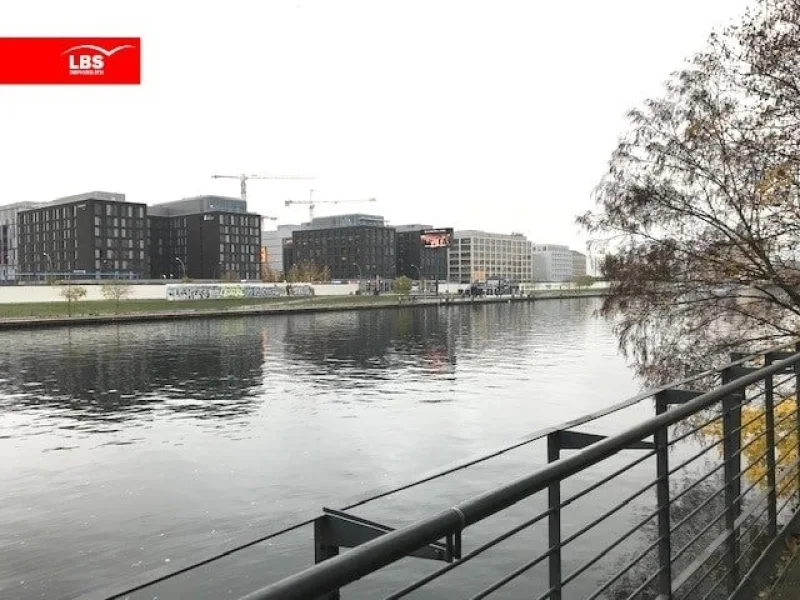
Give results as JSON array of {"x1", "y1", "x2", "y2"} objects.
[
  {"x1": 241, "y1": 346, "x2": 800, "y2": 600},
  {"x1": 95, "y1": 339, "x2": 800, "y2": 600}
]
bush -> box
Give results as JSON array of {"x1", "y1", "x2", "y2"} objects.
[{"x1": 392, "y1": 275, "x2": 412, "y2": 295}]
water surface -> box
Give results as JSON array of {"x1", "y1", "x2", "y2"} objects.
[{"x1": 0, "y1": 299, "x2": 652, "y2": 599}]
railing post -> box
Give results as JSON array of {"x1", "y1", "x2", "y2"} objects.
[
  {"x1": 764, "y1": 353, "x2": 778, "y2": 539},
  {"x1": 314, "y1": 517, "x2": 341, "y2": 600},
  {"x1": 796, "y1": 342, "x2": 800, "y2": 509},
  {"x1": 721, "y1": 366, "x2": 743, "y2": 593},
  {"x1": 547, "y1": 432, "x2": 562, "y2": 600},
  {"x1": 655, "y1": 392, "x2": 672, "y2": 599}
]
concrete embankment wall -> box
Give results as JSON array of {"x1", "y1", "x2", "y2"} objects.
[
  {"x1": 0, "y1": 281, "x2": 609, "y2": 304},
  {"x1": 0, "y1": 289, "x2": 610, "y2": 331},
  {"x1": 0, "y1": 283, "x2": 360, "y2": 304}
]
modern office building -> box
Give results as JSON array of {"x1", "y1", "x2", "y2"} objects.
[
  {"x1": 571, "y1": 250, "x2": 587, "y2": 279},
  {"x1": 289, "y1": 214, "x2": 396, "y2": 280},
  {"x1": 0, "y1": 201, "x2": 42, "y2": 281},
  {"x1": 395, "y1": 224, "x2": 451, "y2": 281},
  {"x1": 17, "y1": 191, "x2": 149, "y2": 279},
  {"x1": 149, "y1": 195, "x2": 261, "y2": 280},
  {"x1": 448, "y1": 231, "x2": 533, "y2": 284},
  {"x1": 301, "y1": 213, "x2": 385, "y2": 230},
  {"x1": 532, "y1": 244, "x2": 574, "y2": 282},
  {"x1": 262, "y1": 224, "x2": 301, "y2": 277}
]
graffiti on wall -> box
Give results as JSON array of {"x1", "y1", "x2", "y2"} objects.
[{"x1": 166, "y1": 284, "x2": 314, "y2": 301}]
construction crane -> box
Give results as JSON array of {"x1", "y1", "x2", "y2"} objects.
[
  {"x1": 211, "y1": 173, "x2": 314, "y2": 203},
  {"x1": 284, "y1": 189, "x2": 377, "y2": 221}
]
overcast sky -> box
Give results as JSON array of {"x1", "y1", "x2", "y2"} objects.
[{"x1": 1, "y1": 0, "x2": 752, "y2": 251}]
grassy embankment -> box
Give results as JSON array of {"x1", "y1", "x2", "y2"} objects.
[{"x1": 0, "y1": 294, "x2": 403, "y2": 319}]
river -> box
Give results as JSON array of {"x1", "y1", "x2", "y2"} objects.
[{"x1": 0, "y1": 298, "x2": 658, "y2": 599}]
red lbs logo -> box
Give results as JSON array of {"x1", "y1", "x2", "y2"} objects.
[
  {"x1": 62, "y1": 43, "x2": 137, "y2": 76},
  {"x1": 0, "y1": 37, "x2": 141, "y2": 84}
]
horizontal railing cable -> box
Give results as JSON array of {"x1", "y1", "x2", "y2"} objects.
[
  {"x1": 97, "y1": 343, "x2": 800, "y2": 600},
  {"x1": 657, "y1": 373, "x2": 792, "y2": 450},
  {"x1": 776, "y1": 437, "x2": 800, "y2": 467},
  {"x1": 700, "y1": 500, "x2": 776, "y2": 600},
  {"x1": 671, "y1": 504, "x2": 729, "y2": 564},
  {"x1": 667, "y1": 436, "x2": 726, "y2": 477},
  {"x1": 674, "y1": 481, "x2": 776, "y2": 595},
  {"x1": 622, "y1": 566, "x2": 662, "y2": 600},
  {"x1": 560, "y1": 507, "x2": 660, "y2": 588},
  {"x1": 558, "y1": 477, "x2": 659, "y2": 549},
  {"x1": 241, "y1": 350, "x2": 800, "y2": 600},
  {"x1": 533, "y1": 586, "x2": 558, "y2": 600},
  {"x1": 669, "y1": 461, "x2": 727, "y2": 506},
  {"x1": 383, "y1": 508, "x2": 554, "y2": 599},
  {"x1": 466, "y1": 547, "x2": 555, "y2": 600},
  {"x1": 584, "y1": 537, "x2": 663, "y2": 600},
  {"x1": 669, "y1": 484, "x2": 727, "y2": 536},
  {"x1": 559, "y1": 449, "x2": 658, "y2": 509},
  {"x1": 676, "y1": 544, "x2": 729, "y2": 600}
]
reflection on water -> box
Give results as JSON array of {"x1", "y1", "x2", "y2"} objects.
[
  {"x1": 0, "y1": 299, "x2": 641, "y2": 599},
  {"x1": 0, "y1": 320, "x2": 265, "y2": 431}
]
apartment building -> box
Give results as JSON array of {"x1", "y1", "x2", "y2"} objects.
[
  {"x1": 289, "y1": 214, "x2": 396, "y2": 279},
  {"x1": 532, "y1": 244, "x2": 574, "y2": 282},
  {"x1": 571, "y1": 250, "x2": 587, "y2": 279},
  {"x1": 149, "y1": 195, "x2": 261, "y2": 280},
  {"x1": 0, "y1": 202, "x2": 42, "y2": 281},
  {"x1": 395, "y1": 224, "x2": 450, "y2": 281},
  {"x1": 17, "y1": 191, "x2": 149, "y2": 279},
  {"x1": 448, "y1": 230, "x2": 533, "y2": 284}
]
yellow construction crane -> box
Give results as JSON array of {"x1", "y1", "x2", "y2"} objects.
[
  {"x1": 211, "y1": 173, "x2": 314, "y2": 203},
  {"x1": 284, "y1": 189, "x2": 377, "y2": 221}
]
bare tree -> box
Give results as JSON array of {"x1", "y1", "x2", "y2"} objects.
[
  {"x1": 59, "y1": 285, "x2": 87, "y2": 317},
  {"x1": 101, "y1": 280, "x2": 132, "y2": 314},
  {"x1": 578, "y1": 0, "x2": 800, "y2": 386}
]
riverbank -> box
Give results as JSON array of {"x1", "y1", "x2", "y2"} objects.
[{"x1": 0, "y1": 288, "x2": 608, "y2": 330}]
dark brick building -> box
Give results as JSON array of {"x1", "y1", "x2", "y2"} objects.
[
  {"x1": 396, "y1": 225, "x2": 450, "y2": 281},
  {"x1": 17, "y1": 192, "x2": 149, "y2": 278},
  {"x1": 289, "y1": 220, "x2": 396, "y2": 280},
  {"x1": 148, "y1": 196, "x2": 261, "y2": 280}
]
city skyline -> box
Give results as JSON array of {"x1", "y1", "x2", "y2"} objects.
[{"x1": 0, "y1": 0, "x2": 751, "y2": 253}]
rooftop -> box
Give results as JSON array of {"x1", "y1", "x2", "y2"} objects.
[{"x1": 149, "y1": 195, "x2": 248, "y2": 217}]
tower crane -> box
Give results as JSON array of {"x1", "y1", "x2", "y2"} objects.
[
  {"x1": 211, "y1": 173, "x2": 314, "y2": 203},
  {"x1": 284, "y1": 189, "x2": 377, "y2": 221}
]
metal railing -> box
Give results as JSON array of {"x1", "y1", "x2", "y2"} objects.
[
  {"x1": 234, "y1": 342, "x2": 800, "y2": 600},
  {"x1": 98, "y1": 341, "x2": 800, "y2": 600}
]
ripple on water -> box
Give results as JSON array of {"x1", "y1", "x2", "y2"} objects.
[{"x1": 0, "y1": 300, "x2": 640, "y2": 599}]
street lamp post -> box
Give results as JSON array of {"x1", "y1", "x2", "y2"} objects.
[
  {"x1": 175, "y1": 257, "x2": 187, "y2": 279},
  {"x1": 411, "y1": 264, "x2": 423, "y2": 294},
  {"x1": 42, "y1": 252, "x2": 52, "y2": 281},
  {"x1": 352, "y1": 262, "x2": 362, "y2": 293}
]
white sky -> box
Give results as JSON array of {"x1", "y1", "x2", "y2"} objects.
[{"x1": 1, "y1": 0, "x2": 751, "y2": 252}]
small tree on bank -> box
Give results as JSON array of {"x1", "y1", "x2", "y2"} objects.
[
  {"x1": 101, "y1": 281, "x2": 132, "y2": 314},
  {"x1": 392, "y1": 275, "x2": 412, "y2": 295},
  {"x1": 286, "y1": 262, "x2": 331, "y2": 283},
  {"x1": 59, "y1": 285, "x2": 87, "y2": 317}
]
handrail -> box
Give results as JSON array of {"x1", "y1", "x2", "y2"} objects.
[
  {"x1": 96, "y1": 337, "x2": 800, "y2": 600},
  {"x1": 241, "y1": 349, "x2": 800, "y2": 600}
]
